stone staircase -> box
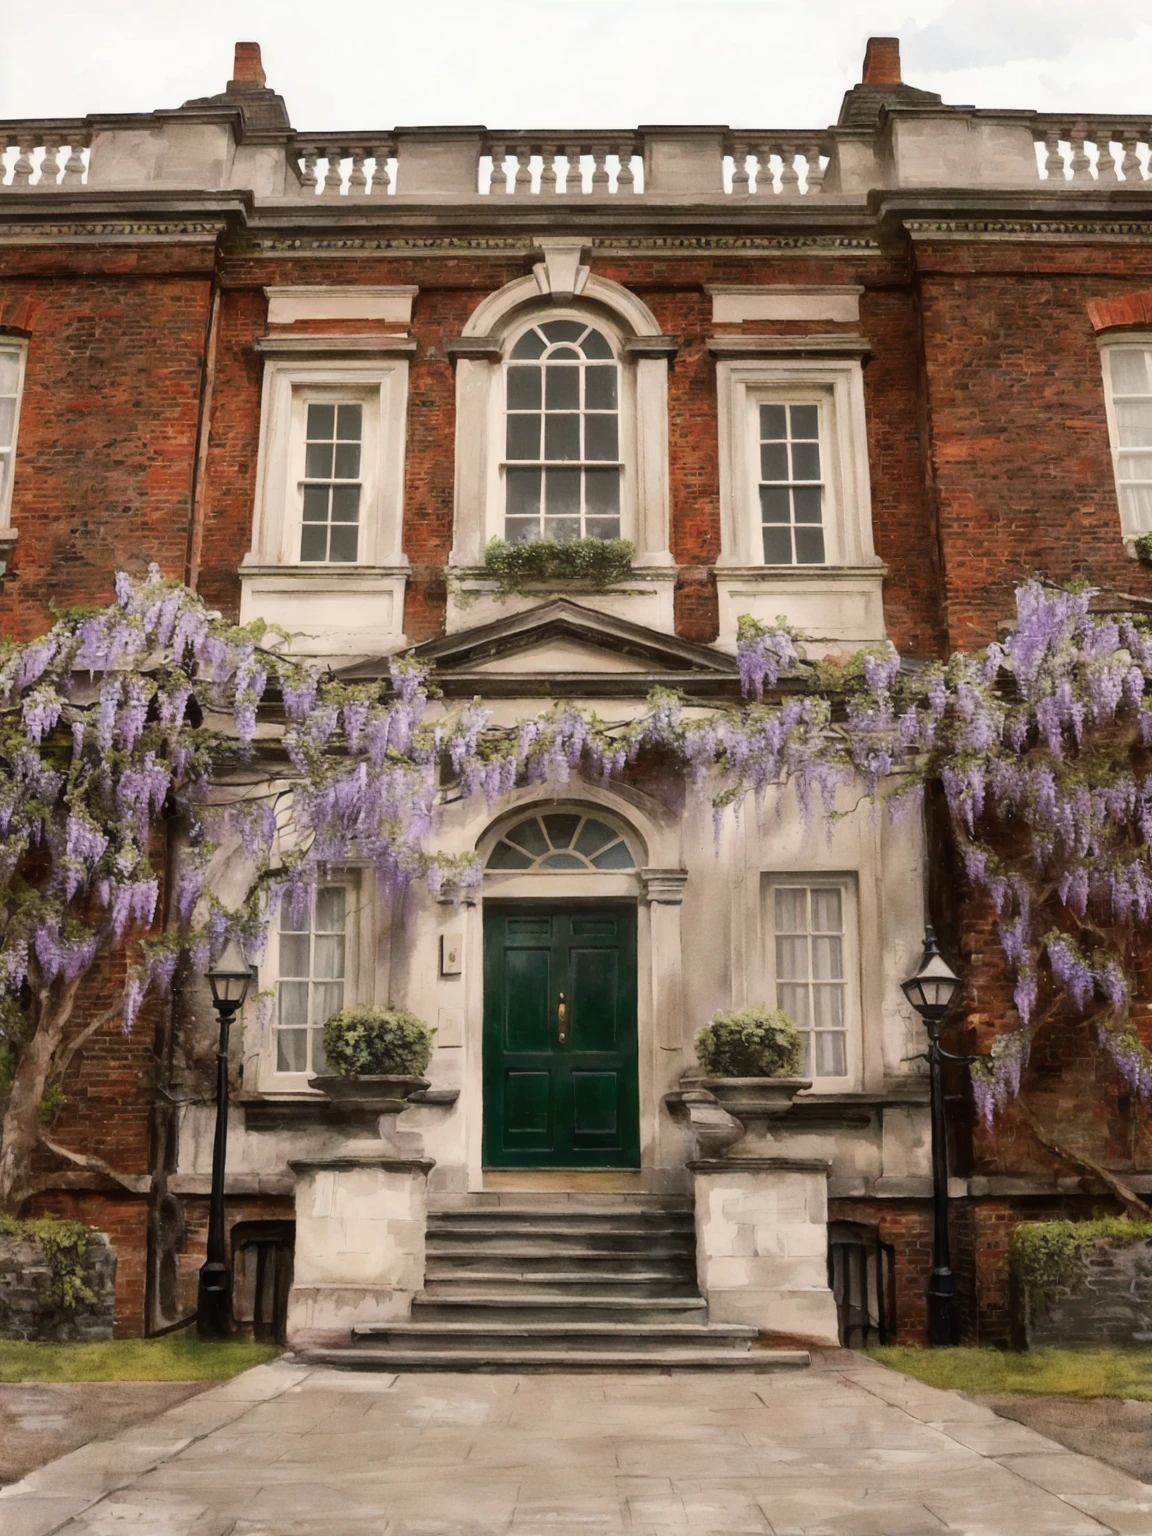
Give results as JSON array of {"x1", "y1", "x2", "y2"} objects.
[{"x1": 301, "y1": 1200, "x2": 810, "y2": 1372}]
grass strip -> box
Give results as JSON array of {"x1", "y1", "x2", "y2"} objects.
[
  {"x1": 868, "y1": 1345, "x2": 1152, "y2": 1400},
  {"x1": 0, "y1": 1335, "x2": 281, "y2": 1382}
]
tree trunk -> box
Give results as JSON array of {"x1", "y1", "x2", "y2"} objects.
[{"x1": 0, "y1": 979, "x2": 79, "y2": 1212}]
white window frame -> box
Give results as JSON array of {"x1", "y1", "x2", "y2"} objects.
[
  {"x1": 254, "y1": 868, "x2": 375, "y2": 1095},
  {"x1": 500, "y1": 317, "x2": 628, "y2": 545},
  {"x1": 449, "y1": 273, "x2": 673, "y2": 573},
  {"x1": 248, "y1": 357, "x2": 408, "y2": 570},
  {"x1": 0, "y1": 338, "x2": 28, "y2": 537},
  {"x1": 765, "y1": 873, "x2": 861, "y2": 1091},
  {"x1": 489, "y1": 309, "x2": 637, "y2": 551},
  {"x1": 716, "y1": 358, "x2": 875, "y2": 569},
  {"x1": 1099, "y1": 334, "x2": 1152, "y2": 541}
]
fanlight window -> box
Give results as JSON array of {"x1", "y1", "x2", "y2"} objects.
[
  {"x1": 487, "y1": 812, "x2": 635, "y2": 871},
  {"x1": 504, "y1": 321, "x2": 621, "y2": 544}
]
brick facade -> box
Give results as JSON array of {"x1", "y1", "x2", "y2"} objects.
[{"x1": 3, "y1": 43, "x2": 1152, "y2": 1341}]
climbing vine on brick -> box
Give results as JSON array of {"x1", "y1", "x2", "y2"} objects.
[{"x1": 2, "y1": 569, "x2": 1152, "y2": 1206}]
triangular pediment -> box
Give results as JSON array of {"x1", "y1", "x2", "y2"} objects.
[{"x1": 338, "y1": 600, "x2": 741, "y2": 699}]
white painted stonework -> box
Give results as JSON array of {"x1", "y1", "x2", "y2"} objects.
[
  {"x1": 265, "y1": 286, "x2": 418, "y2": 325},
  {"x1": 693, "y1": 1160, "x2": 840, "y2": 1342},
  {"x1": 707, "y1": 286, "x2": 864, "y2": 324},
  {"x1": 286, "y1": 1153, "x2": 432, "y2": 1347}
]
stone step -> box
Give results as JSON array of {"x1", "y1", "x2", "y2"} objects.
[
  {"x1": 299, "y1": 1345, "x2": 811, "y2": 1373},
  {"x1": 421, "y1": 1270, "x2": 699, "y2": 1297},
  {"x1": 412, "y1": 1292, "x2": 709, "y2": 1324},
  {"x1": 426, "y1": 1225, "x2": 695, "y2": 1253},
  {"x1": 428, "y1": 1196, "x2": 692, "y2": 1214},
  {"x1": 351, "y1": 1321, "x2": 757, "y2": 1353},
  {"x1": 428, "y1": 1207, "x2": 694, "y2": 1231},
  {"x1": 425, "y1": 1248, "x2": 696, "y2": 1276}
]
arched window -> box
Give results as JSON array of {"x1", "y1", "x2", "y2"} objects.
[
  {"x1": 504, "y1": 321, "x2": 620, "y2": 543},
  {"x1": 486, "y1": 811, "x2": 635, "y2": 871}
]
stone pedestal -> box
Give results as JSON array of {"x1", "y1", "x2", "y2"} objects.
[
  {"x1": 285, "y1": 1150, "x2": 433, "y2": 1348},
  {"x1": 690, "y1": 1156, "x2": 839, "y2": 1344}
]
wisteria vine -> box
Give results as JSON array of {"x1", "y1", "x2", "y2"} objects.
[{"x1": 3, "y1": 568, "x2": 1152, "y2": 1188}]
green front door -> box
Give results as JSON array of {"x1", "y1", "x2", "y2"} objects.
[{"x1": 483, "y1": 905, "x2": 639, "y2": 1168}]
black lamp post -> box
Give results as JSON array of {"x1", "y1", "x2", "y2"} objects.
[
  {"x1": 901, "y1": 925, "x2": 966, "y2": 1347},
  {"x1": 197, "y1": 941, "x2": 253, "y2": 1339}
]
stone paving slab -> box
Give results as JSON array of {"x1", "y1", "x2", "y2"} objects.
[
  {"x1": 0, "y1": 1351, "x2": 1148, "y2": 1534},
  {"x1": 0, "y1": 1382, "x2": 210, "y2": 1487}
]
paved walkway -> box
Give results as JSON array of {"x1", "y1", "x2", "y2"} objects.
[
  {"x1": 2, "y1": 1351, "x2": 1150, "y2": 1536},
  {"x1": 0, "y1": 1382, "x2": 210, "y2": 1487}
]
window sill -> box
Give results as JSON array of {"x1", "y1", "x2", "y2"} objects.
[
  {"x1": 446, "y1": 565, "x2": 677, "y2": 635},
  {"x1": 238, "y1": 564, "x2": 408, "y2": 658},
  {"x1": 714, "y1": 563, "x2": 887, "y2": 651}
]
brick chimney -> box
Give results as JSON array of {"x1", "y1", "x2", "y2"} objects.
[
  {"x1": 229, "y1": 42, "x2": 266, "y2": 91},
  {"x1": 862, "y1": 37, "x2": 901, "y2": 86}
]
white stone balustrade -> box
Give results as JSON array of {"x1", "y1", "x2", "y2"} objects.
[
  {"x1": 1, "y1": 125, "x2": 90, "y2": 187},
  {"x1": 482, "y1": 135, "x2": 643, "y2": 195},
  {"x1": 2, "y1": 112, "x2": 1152, "y2": 199},
  {"x1": 724, "y1": 135, "x2": 831, "y2": 196},
  {"x1": 1032, "y1": 120, "x2": 1152, "y2": 183},
  {"x1": 290, "y1": 138, "x2": 397, "y2": 197}
]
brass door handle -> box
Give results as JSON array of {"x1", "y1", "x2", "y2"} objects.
[{"x1": 557, "y1": 993, "x2": 567, "y2": 1045}]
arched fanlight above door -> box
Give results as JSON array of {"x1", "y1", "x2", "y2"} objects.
[{"x1": 486, "y1": 811, "x2": 635, "y2": 872}]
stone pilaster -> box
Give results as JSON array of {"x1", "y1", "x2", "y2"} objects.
[
  {"x1": 285, "y1": 1151, "x2": 433, "y2": 1348},
  {"x1": 690, "y1": 1155, "x2": 839, "y2": 1344}
]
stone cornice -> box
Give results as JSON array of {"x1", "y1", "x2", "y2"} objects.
[
  {"x1": 254, "y1": 333, "x2": 417, "y2": 357},
  {"x1": 707, "y1": 333, "x2": 870, "y2": 359},
  {"x1": 230, "y1": 231, "x2": 883, "y2": 258},
  {"x1": 0, "y1": 217, "x2": 232, "y2": 245},
  {"x1": 902, "y1": 217, "x2": 1152, "y2": 243},
  {"x1": 442, "y1": 335, "x2": 503, "y2": 362},
  {"x1": 640, "y1": 868, "x2": 689, "y2": 904}
]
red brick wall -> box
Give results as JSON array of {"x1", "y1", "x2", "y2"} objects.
[
  {"x1": 830, "y1": 1198, "x2": 934, "y2": 1344},
  {"x1": 914, "y1": 245, "x2": 1152, "y2": 649},
  {"x1": 0, "y1": 244, "x2": 216, "y2": 635}
]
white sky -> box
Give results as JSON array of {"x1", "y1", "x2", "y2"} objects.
[{"x1": 2, "y1": 0, "x2": 1150, "y2": 130}]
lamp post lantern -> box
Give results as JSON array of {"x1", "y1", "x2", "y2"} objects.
[
  {"x1": 901, "y1": 925, "x2": 966, "y2": 1347},
  {"x1": 197, "y1": 941, "x2": 253, "y2": 1339}
]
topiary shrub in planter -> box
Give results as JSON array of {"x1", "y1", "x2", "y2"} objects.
[
  {"x1": 322, "y1": 1006, "x2": 434, "y2": 1078},
  {"x1": 481, "y1": 537, "x2": 634, "y2": 595},
  {"x1": 695, "y1": 1006, "x2": 803, "y2": 1079}
]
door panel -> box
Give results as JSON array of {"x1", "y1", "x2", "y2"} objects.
[
  {"x1": 503, "y1": 947, "x2": 553, "y2": 1052},
  {"x1": 505, "y1": 1070, "x2": 552, "y2": 1144},
  {"x1": 569, "y1": 946, "x2": 621, "y2": 1053},
  {"x1": 483, "y1": 905, "x2": 639, "y2": 1169},
  {"x1": 572, "y1": 1071, "x2": 619, "y2": 1137}
]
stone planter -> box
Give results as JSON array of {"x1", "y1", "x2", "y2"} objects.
[
  {"x1": 669, "y1": 1074, "x2": 811, "y2": 1158},
  {"x1": 308, "y1": 1074, "x2": 429, "y2": 1114},
  {"x1": 681, "y1": 1075, "x2": 811, "y2": 1118}
]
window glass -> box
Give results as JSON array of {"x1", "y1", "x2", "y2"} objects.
[
  {"x1": 486, "y1": 812, "x2": 634, "y2": 872},
  {"x1": 300, "y1": 401, "x2": 363, "y2": 563},
  {"x1": 0, "y1": 345, "x2": 25, "y2": 514},
  {"x1": 759, "y1": 402, "x2": 825, "y2": 565},
  {"x1": 276, "y1": 884, "x2": 348, "y2": 1074},
  {"x1": 774, "y1": 884, "x2": 847, "y2": 1077},
  {"x1": 504, "y1": 322, "x2": 621, "y2": 543},
  {"x1": 1109, "y1": 348, "x2": 1152, "y2": 532}
]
